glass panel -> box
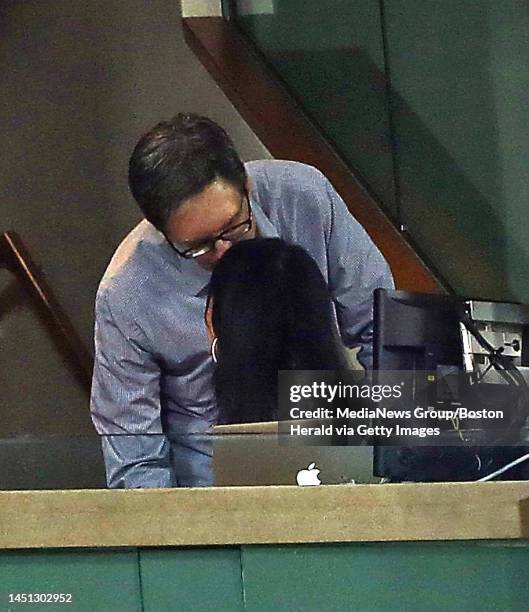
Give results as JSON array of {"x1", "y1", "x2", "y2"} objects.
[
  {"x1": 386, "y1": 0, "x2": 529, "y2": 302},
  {"x1": 234, "y1": 0, "x2": 529, "y2": 304},
  {"x1": 235, "y1": 0, "x2": 397, "y2": 217},
  {"x1": 0, "y1": 436, "x2": 106, "y2": 489}
]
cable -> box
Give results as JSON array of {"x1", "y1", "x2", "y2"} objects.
[
  {"x1": 462, "y1": 316, "x2": 521, "y2": 388},
  {"x1": 457, "y1": 305, "x2": 529, "y2": 442},
  {"x1": 477, "y1": 451, "x2": 529, "y2": 481}
]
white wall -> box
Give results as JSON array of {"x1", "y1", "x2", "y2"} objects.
[{"x1": 0, "y1": 0, "x2": 270, "y2": 441}]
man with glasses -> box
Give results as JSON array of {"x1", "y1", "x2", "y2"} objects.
[
  {"x1": 162, "y1": 187, "x2": 254, "y2": 267},
  {"x1": 90, "y1": 113, "x2": 393, "y2": 488}
]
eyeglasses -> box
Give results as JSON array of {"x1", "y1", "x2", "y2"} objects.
[{"x1": 165, "y1": 194, "x2": 253, "y2": 259}]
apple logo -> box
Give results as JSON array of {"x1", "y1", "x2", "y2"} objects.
[{"x1": 296, "y1": 462, "x2": 321, "y2": 486}]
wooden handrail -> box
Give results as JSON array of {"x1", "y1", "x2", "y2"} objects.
[
  {"x1": 183, "y1": 17, "x2": 445, "y2": 294},
  {"x1": 0, "y1": 231, "x2": 93, "y2": 392}
]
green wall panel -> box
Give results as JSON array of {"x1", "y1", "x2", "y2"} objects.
[
  {"x1": 2, "y1": 542, "x2": 529, "y2": 610},
  {"x1": 139, "y1": 548, "x2": 243, "y2": 612},
  {"x1": 240, "y1": 541, "x2": 529, "y2": 611},
  {"x1": 0, "y1": 549, "x2": 140, "y2": 612}
]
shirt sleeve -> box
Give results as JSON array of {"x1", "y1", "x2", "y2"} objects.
[
  {"x1": 323, "y1": 176, "x2": 395, "y2": 369},
  {"x1": 90, "y1": 290, "x2": 176, "y2": 488}
]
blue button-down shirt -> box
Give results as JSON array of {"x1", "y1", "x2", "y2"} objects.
[{"x1": 90, "y1": 160, "x2": 394, "y2": 487}]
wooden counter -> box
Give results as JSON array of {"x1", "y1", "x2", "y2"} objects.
[{"x1": 2, "y1": 481, "x2": 529, "y2": 550}]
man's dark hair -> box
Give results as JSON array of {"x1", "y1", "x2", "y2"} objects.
[
  {"x1": 207, "y1": 238, "x2": 348, "y2": 424},
  {"x1": 128, "y1": 113, "x2": 247, "y2": 230}
]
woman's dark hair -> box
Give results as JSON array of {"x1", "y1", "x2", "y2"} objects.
[
  {"x1": 207, "y1": 238, "x2": 347, "y2": 424},
  {"x1": 128, "y1": 113, "x2": 246, "y2": 230}
]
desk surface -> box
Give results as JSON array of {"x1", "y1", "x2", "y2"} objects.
[{"x1": 2, "y1": 481, "x2": 529, "y2": 549}]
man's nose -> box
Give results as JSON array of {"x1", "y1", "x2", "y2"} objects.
[{"x1": 212, "y1": 238, "x2": 232, "y2": 260}]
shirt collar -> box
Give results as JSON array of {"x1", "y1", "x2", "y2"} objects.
[{"x1": 252, "y1": 200, "x2": 279, "y2": 239}]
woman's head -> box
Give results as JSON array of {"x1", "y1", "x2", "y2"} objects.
[{"x1": 206, "y1": 238, "x2": 346, "y2": 423}]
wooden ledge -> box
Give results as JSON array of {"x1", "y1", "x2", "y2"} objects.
[{"x1": 2, "y1": 481, "x2": 529, "y2": 549}]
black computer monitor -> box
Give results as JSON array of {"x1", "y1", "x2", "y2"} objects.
[{"x1": 373, "y1": 289, "x2": 529, "y2": 482}]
